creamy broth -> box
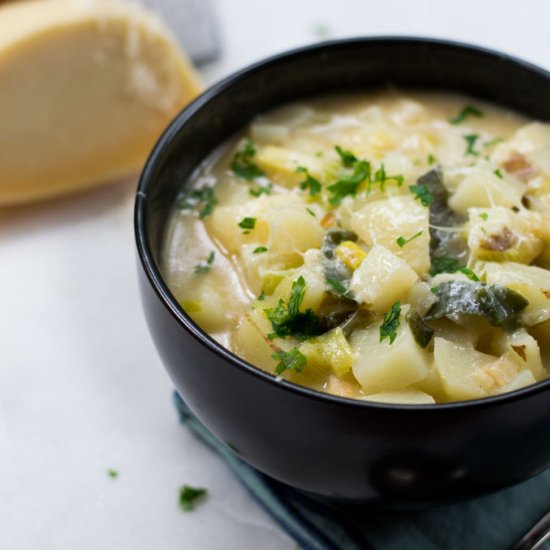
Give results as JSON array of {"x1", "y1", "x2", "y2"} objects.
[{"x1": 162, "y1": 90, "x2": 550, "y2": 403}]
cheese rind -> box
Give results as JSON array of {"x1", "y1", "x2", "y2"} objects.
[{"x1": 0, "y1": 0, "x2": 203, "y2": 205}]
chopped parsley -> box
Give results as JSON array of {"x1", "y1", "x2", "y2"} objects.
[
  {"x1": 369, "y1": 163, "x2": 404, "y2": 191},
  {"x1": 253, "y1": 246, "x2": 268, "y2": 254},
  {"x1": 264, "y1": 276, "x2": 321, "y2": 340},
  {"x1": 430, "y1": 255, "x2": 479, "y2": 281},
  {"x1": 306, "y1": 207, "x2": 316, "y2": 217},
  {"x1": 427, "y1": 153, "x2": 436, "y2": 165},
  {"x1": 271, "y1": 347, "x2": 307, "y2": 375},
  {"x1": 296, "y1": 166, "x2": 322, "y2": 196},
  {"x1": 249, "y1": 182, "x2": 273, "y2": 197},
  {"x1": 107, "y1": 469, "x2": 119, "y2": 479},
  {"x1": 326, "y1": 276, "x2": 347, "y2": 296},
  {"x1": 335, "y1": 145, "x2": 358, "y2": 167},
  {"x1": 179, "y1": 485, "x2": 207, "y2": 512},
  {"x1": 409, "y1": 183, "x2": 434, "y2": 207},
  {"x1": 448, "y1": 105, "x2": 483, "y2": 125},
  {"x1": 380, "y1": 302, "x2": 401, "y2": 344},
  {"x1": 479, "y1": 212, "x2": 489, "y2": 221},
  {"x1": 463, "y1": 134, "x2": 480, "y2": 156},
  {"x1": 231, "y1": 140, "x2": 265, "y2": 180},
  {"x1": 176, "y1": 186, "x2": 218, "y2": 219},
  {"x1": 494, "y1": 169, "x2": 503, "y2": 179},
  {"x1": 396, "y1": 230, "x2": 423, "y2": 248},
  {"x1": 257, "y1": 291, "x2": 267, "y2": 301},
  {"x1": 238, "y1": 217, "x2": 256, "y2": 230},
  {"x1": 194, "y1": 251, "x2": 216, "y2": 274}
]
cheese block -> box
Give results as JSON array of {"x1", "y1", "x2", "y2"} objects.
[{"x1": 0, "y1": 0, "x2": 203, "y2": 205}]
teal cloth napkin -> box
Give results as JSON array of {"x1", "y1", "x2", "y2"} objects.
[{"x1": 174, "y1": 392, "x2": 550, "y2": 550}]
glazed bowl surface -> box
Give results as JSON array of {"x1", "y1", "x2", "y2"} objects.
[{"x1": 135, "y1": 37, "x2": 550, "y2": 505}]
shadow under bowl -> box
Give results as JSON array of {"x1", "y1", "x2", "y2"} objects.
[{"x1": 135, "y1": 37, "x2": 550, "y2": 506}]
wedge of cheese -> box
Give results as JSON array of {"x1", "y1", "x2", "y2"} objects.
[{"x1": 0, "y1": 0, "x2": 203, "y2": 205}]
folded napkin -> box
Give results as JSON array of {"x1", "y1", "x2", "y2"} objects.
[{"x1": 174, "y1": 392, "x2": 550, "y2": 550}]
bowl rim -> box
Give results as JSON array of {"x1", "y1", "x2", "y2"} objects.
[{"x1": 135, "y1": 35, "x2": 550, "y2": 412}]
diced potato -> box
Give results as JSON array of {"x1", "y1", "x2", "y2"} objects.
[
  {"x1": 350, "y1": 317, "x2": 431, "y2": 393},
  {"x1": 206, "y1": 194, "x2": 323, "y2": 258},
  {"x1": 299, "y1": 327, "x2": 353, "y2": 379},
  {"x1": 324, "y1": 374, "x2": 362, "y2": 398},
  {"x1": 492, "y1": 329, "x2": 546, "y2": 380},
  {"x1": 349, "y1": 244, "x2": 418, "y2": 313},
  {"x1": 433, "y1": 338, "x2": 498, "y2": 400},
  {"x1": 361, "y1": 389, "x2": 435, "y2": 405},
  {"x1": 255, "y1": 145, "x2": 324, "y2": 187},
  {"x1": 233, "y1": 309, "x2": 278, "y2": 372},
  {"x1": 467, "y1": 206, "x2": 544, "y2": 264},
  {"x1": 496, "y1": 370, "x2": 537, "y2": 394},
  {"x1": 429, "y1": 318, "x2": 479, "y2": 347},
  {"x1": 476, "y1": 261, "x2": 550, "y2": 325},
  {"x1": 449, "y1": 167, "x2": 524, "y2": 215},
  {"x1": 351, "y1": 195, "x2": 430, "y2": 275},
  {"x1": 412, "y1": 366, "x2": 446, "y2": 402},
  {"x1": 407, "y1": 281, "x2": 438, "y2": 316}
]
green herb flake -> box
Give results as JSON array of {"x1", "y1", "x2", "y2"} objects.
[
  {"x1": 257, "y1": 291, "x2": 267, "y2": 301},
  {"x1": 371, "y1": 163, "x2": 404, "y2": 191},
  {"x1": 231, "y1": 140, "x2": 265, "y2": 180},
  {"x1": 396, "y1": 230, "x2": 423, "y2": 248},
  {"x1": 430, "y1": 255, "x2": 479, "y2": 281},
  {"x1": 463, "y1": 134, "x2": 480, "y2": 156},
  {"x1": 176, "y1": 186, "x2": 218, "y2": 219},
  {"x1": 427, "y1": 153, "x2": 436, "y2": 165},
  {"x1": 306, "y1": 207, "x2": 316, "y2": 217},
  {"x1": 380, "y1": 302, "x2": 401, "y2": 344},
  {"x1": 409, "y1": 183, "x2": 434, "y2": 207},
  {"x1": 249, "y1": 182, "x2": 273, "y2": 197},
  {"x1": 326, "y1": 277, "x2": 347, "y2": 295},
  {"x1": 271, "y1": 348, "x2": 307, "y2": 375},
  {"x1": 253, "y1": 246, "x2": 268, "y2": 254},
  {"x1": 494, "y1": 169, "x2": 503, "y2": 179},
  {"x1": 194, "y1": 251, "x2": 216, "y2": 275},
  {"x1": 296, "y1": 166, "x2": 322, "y2": 196},
  {"x1": 484, "y1": 137, "x2": 504, "y2": 148},
  {"x1": 479, "y1": 212, "x2": 489, "y2": 221},
  {"x1": 315, "y1": 150, "x2": 324, "y2": 158},
  {"x1": 448, "y1": 105, "x2": 483, "y2": 125},
  {"x1": 265, "y1": 276, "x2": 321, "y2": 340},
  {"x1": 335, "y1": 145, "x2": 358, "y2": 167},
  {"x1": 457, "y1": 267, "x2": 480, "y2": 282},
  {"x1": 107, "y1": 469, "x2": 119, "y2": 479},
  {"x1": 179, "y1": 485, "x2": 207, "y2": 512},
  {"x1": 238, "y1": 217, "x2": 256, "y2": 230}
]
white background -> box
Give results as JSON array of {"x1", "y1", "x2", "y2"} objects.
[{"x1": 2, "y1": 1, "x2": 549, "y2": 548}]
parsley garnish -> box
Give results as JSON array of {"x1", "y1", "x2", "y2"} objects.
[
  {"x1": 249, "y1": 182, "x2": 273, "y2": 197},
  {"x1": 179, "y1": 485, "x2": 207, "y2": 512},
  {"x1": 271, "y1": 347, "x2": 307, "y2": 375},
  {"x1": 231, "y1": 140, "x2": 265, "y2": 180},
  {"x1": 484, "y1": 137, "x2": 503, "y2": 148},
  {"x1": 409, "y1": 183, "x2": 434, "y2": 206},
  {"x1": 430, "y1": 255, "x2": 479, "y2": 281},
  {"x1": 107, "y1": 469, "x2": 119, "y2": 478},
  {"x1": 396, "y1": 230, "x2": 423, "y2": 248},
  {"x1": 479, "y1": 212, "x2": 489, "y2": 221},
  {"x1": 257, "y1": 291, "x2": 267, "y2": 301},
  {"x1": 494, "y1": 169, "x2": 503, "y2": 179},
  {"x1": 296, "y1": 166, "x2": 322, "y2": 196},
  {"x1": 448, "y1": 105, "x2": 483, "y2": 125},
  {"x1": 194, "y1": 251, "x2": 215, "y2": 274},
  {"x1": 306, "y1": 207, "x2": 316, "y2": 217},
  {"x1": 238, "y1": 217, "x2": 256, "y2": 230},
  {"x1": 427, "y1": 153, "x2": 436, "y2": 165},
  {"x1": 253, "y1": 246, "x2": 268, "y2": 254},
  {"x1": 335, "y1": 145, "x2": 358, "y2": 167},
  {"x1": 380, "y1": 302, "x2": 401, "y2": 344},
  {"x1": 463, "y1": 134, "x2": 480, "y2": 156},
  {"x1": 264, "y1": 276, "x2": 321, "y2": 340},
  {"x1": 326, "y1": 277, "x2": 348, "y2": 296},
  {"x1": 176, "y1": 186, "x2": 218, "y2": 219},
  {"x1": 370, "y1": 163, "x2": 404, "y2": 191}
]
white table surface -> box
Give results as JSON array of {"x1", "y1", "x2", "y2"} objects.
[{"x1": 2, "y1": 1, "x2": 549, "y2": 548}]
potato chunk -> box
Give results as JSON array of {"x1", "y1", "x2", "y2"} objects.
[
  {"x1": 351, "y1": 195, "x2": 430, "y2": 275},
  {"x1": 350, "y1": 318, "x2": 430, "y2": 393},
  {"x1": 492, "y1": 329, "x2": 546, "y2": 380},
  {"x1": 361, "y1": 389, "x2": 435, "y2": 405},
  {"x1": 477, "y1": 261, "x2": 550, "y2": 325},
  {"x1": 350, "y1": 245, "x2": 418, "y2": 313},
  {"x1": 449, "y1": 167, "x2": 524, "y2": 215}
]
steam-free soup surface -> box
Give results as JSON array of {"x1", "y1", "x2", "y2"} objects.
[{"x1": 162, "y1": 90, "x2": 550, "y2": 404}]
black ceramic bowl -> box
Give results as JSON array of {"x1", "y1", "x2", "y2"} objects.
[{"x1": 135, "y1": 38, "x2": 550, "y2": 505}]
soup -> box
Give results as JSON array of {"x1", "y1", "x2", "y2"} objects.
[{"x1": 161, "y1": 90, "x2": 550, "y2": 404}]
